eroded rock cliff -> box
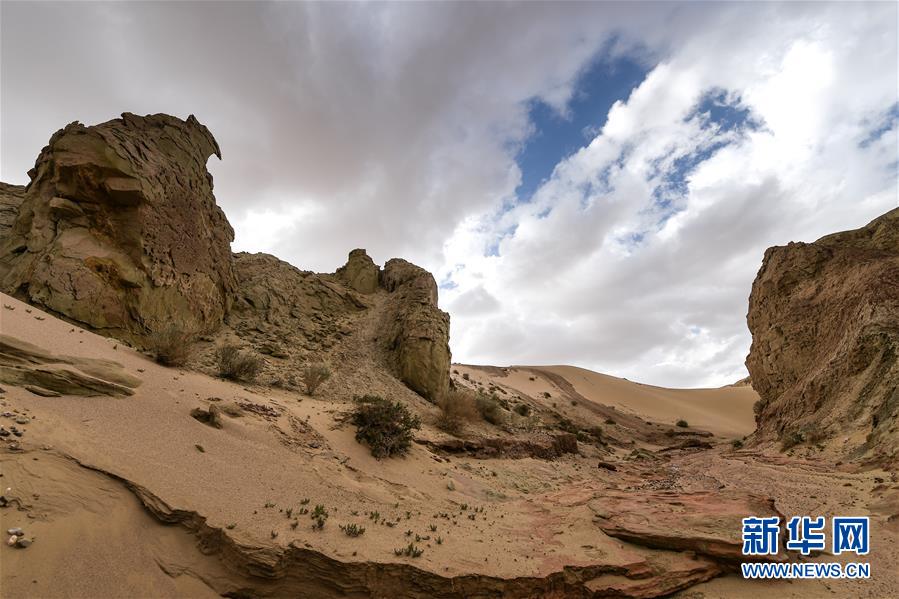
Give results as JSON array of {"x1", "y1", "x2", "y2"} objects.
[
  {"x1": 379, "y1": 258, "x2": 451, "y2": 402},
  {"x1": 746, "y1": 208, "x2": 899, "y2": 464},
  {"x1": 0, "y1": 113, "x2": 237, "y2": 339}
]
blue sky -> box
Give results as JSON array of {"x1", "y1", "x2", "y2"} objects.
[{"x1": 515, "y1": 51, "x2": 650, "y2": 203}]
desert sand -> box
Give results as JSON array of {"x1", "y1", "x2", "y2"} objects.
[{"x1": 1, "y1": 291, "x2": 896, "y2": 598}]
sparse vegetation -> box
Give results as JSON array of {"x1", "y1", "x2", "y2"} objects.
[
  {"x1": 351, "y1": 395, "x2": 421, "y2": 458},
  {"x1": 301, "y1": 363, "x2": 331, "y2": 395},
  {"x1": 394, "y1": 543, "x2": 424, "y2": 557},
  {"x1": 217, "y1": 343, "x2": 263, "y2": 382},
  {"x1": 732, "y1": 439, "x2": 744, "y2": 449},
  {"x1": 543, "y1": 391, "x2": 551, "y2": 399},
  {"x1": 436, "y1": 390, "x2": 479, "y2": 435},
  {"x1": 513, "y1": 403, "x2": 531, "y2": 417},
  {"x1": 339, "y1": 523, "x2": 366, "y2": 537},
  {"x1": 475, "y1": 393, "x2": 506, "y2": 426},
  {"x1": 676, "y1": 419, "x2": 689, "y2": 428},
  {"x1": 149, "y1": 326, "x2": 196, "y2": 367}
]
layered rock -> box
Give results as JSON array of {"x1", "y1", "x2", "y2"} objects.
[
  {"x1": 0, "y1": 334, "x2": 140, "y2": 397},
  {"x1": 0, "y1": 182, "x2": 25, "y2": 238},
  {"x1": 379, "y1": 258, "x2": 451, "y2": 402},
  {"x1": 591, "y1": 490, "x2": 787, "y2": 563},
  {"x1": 336, "y1": 248, "x2": 379, "y2": 294},
  {"x1": 0, "y1": 113, "x2": 237, "y2": 339},
  {"x1": 746, "y1": 208, "x2": 899, "y2": 463}
]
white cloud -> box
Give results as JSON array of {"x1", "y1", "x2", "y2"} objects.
[{"x1": 2, "y1": 2, "x2": 896, "y2": 387}]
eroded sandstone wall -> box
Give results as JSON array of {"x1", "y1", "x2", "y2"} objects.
[
  {"x1": 746, "y1": 208, "x2": 899, "y2": 463},
  {"x1": 0, "y1": 113, "x2": 237, "y2": 338}
]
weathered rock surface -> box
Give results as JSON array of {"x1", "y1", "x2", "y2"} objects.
[
  {"x1": 379, "y1": 259, "x2": 451, "y2": 402},
  {"x1": 0, "y1": 334, "x2": 140, "y2": 397},
  {"x1": 0, "y1": 182, "x2": 25, "y2": 239},
  {"x1": 0, "y1": 113, "x2": 237, "y2": 339},
  {"x1": 336, "y1": 248, "x2": 380, "y2": 294},
  {"x1": 746, "y1": 208, "x2": 899, "y2": 463},
  {"x1": 590, "y1": 490, "x2": 787, "y2": 563}
]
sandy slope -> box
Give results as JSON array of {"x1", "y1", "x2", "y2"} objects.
[{"x1": 455, "y1": 365, "x2": 757, "y2": 439}]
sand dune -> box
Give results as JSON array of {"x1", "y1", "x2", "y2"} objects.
[{"x1": 457, "y1": 364, "x2": 758, "y2": 438}]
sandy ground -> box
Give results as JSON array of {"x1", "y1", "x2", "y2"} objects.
[{"x1": 1, "y1": 292, "x2": 896, "y2": 598}]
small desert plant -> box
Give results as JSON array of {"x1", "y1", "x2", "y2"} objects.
[
  {"x1": 339, "y1": 523, "x2": 366, "y2": 537},
  {"x1": 302, "y1": 363, "x2": 331, "y2": 395},
  {"x1": 513, "y1": 403, "x2": 531, "y2": 417},
  {"x1": 149, "y1": 326, "x2": 196, "y2": 367},
  {"x1": 543, "y1": 391, "x2": 551, "y2": 399},
  {"x1": 394, "y1": 543, "x2": 424, "y2": 557},
  {"x1": 462, "y1": 373, "x2": 470, "y2": 381},
  {"x1": 676, "y1": 419, "x2": 689, "y2": 428},
  {"x1": 351, "y1": 395, "x2": 421, "y2": 458},
  {"x1": 217, "y1": 343, "x2": 263, "y2": 382},
  {"x1": 475, "y1": 393, "x2": 506, "y2": 426},
  {"x1": 436, "y1": 390, "x2": 479, "y2": 435},
  {"x1": 732, "y1": 439, "x2": 744, "y2": 449}
]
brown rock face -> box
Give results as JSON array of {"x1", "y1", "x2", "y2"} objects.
[
  {"x1": 746, "y1": 208, "x2": 899, "y2": 463},
  {"x1": 379, "y1": 258, "x2": 451, "y2": 402},
  {"x1": 0, "y1": 113, "x2": 237, "y2": 339},
  {"x1": 336, "y1": 248, "x2": 379, "y2": 294},
  {"x1": 0, "y1": 183, "x2": 25, "y2": 239}
]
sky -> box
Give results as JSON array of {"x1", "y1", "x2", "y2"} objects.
[{"x1": 2, "y1": 1, "x2": 897, "y2": 388}]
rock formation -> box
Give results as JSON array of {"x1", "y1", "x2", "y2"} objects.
[
  {"x1": 746, "y1": 208, "x2": 899, "y2": 463},
  {"x1": 0, "y1": 183, "x2": 25, "y2": 239},
  {"x1": 0, "y1": 334, "x2": 140, "y2": 397},
  {"x1": 379, "y1": 258, "x2": 451, "y2": 402},
  {"x1": 0, "y1": 113, "x2": 452, "y2": 403},
  {"x1": 0, "y1": 113, "x2": 237, "y2": 339},
  {"x1": 336, "y1": 248, "x2": 380, "y2": 294}
]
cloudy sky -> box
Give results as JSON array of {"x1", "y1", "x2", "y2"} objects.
[{"x1": 2, "y1": 2, "x2": 897, "y2": 387}]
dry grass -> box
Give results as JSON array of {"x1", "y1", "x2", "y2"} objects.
[
  {"x1": 436, "y1": 390, "x2": 479, "y2": 435},
  {"x1": 302, "y1": 363, "x2": 331, "y2": 395},
  {"x1": 217, "y1": 343, "x2": 263, "y2": 382},
  {"x1": 148, "y1": 326, "x2": 196, "y2": 367}
]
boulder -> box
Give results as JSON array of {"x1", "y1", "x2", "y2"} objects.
[
  {"x1": 336, "y1": 249, "x2": 379, "y2": 294},
  {"x1": 379, "y1": 258, "x2": 451, "y2": 402},
  {"x1": 0, "y1": 113, "x2": 237, "y2": 340},
  {"x1": 746, "y1": 208, "x2": 899, "y2": 463}
]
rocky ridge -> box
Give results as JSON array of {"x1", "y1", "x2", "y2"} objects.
[
  {"x1": 746, "y1": 208, "x2": 899, "y2": 464},
  {"x1": 0, "y1": 113, "x2": 451, "y2": 403}
]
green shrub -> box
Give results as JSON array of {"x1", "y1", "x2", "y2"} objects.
[
  {"x1": 217, "y1": 343, "x2": 263, "y2": 382},
  {"x1": 676, "y1": 419, "x2": 689, "y2": 428},
  {"x1": 513, "y1": 403, "x2": 531, "y2": 417},
  {"x1": 732, "y1": 439, "x2": 744, "y2": 449},
  {"x1": 351, "y1": 395, "x2": 421, "y2": 458},
  {"x1": 475, "y1": 393, "x2": 506, "y2": 426}
]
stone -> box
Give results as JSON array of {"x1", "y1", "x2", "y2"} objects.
[
  {"x1": 336, "y1": 249, "x2": 380, "y2": 294},
  {"x1": 746, "y1": 207, "x2": 899, "y2": 464},
  {"x1": 378, "y1": 259, "x2": 451, "y2": 402},
  {"x1": 7, "y1": 535, "x2": 17, "y2": 546},
  {"x1": 0, "y1": 334, "x2": 140, "y2": 398},
  {"x1": 190, "y1": 404, "x2": 223, "y2": 429},
  {"x1": 0, "y1": 113, "x2": 237, "y2": 342},
  {"x1": 15, "y1": 416, "x2": 29, "y2": 425},
  {"x1": 590, "y1": 490, "x2": 787, "y2": 563},
  {"x1": 15, "y1": 538, "x2": 32, "y2": 548},
  {"x1": 7, "y1": 527, "x2": 23, "y2": 536}
]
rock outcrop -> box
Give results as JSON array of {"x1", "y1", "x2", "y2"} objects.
[
  {"x1": 336, "y1": 248, "x2": 380, "y2": 294},
  {"x1": 746, "y1": 208, "x2": 899, "y2": 463},
  {"x1": 379, "y1": 258, "x2": 451, "y2": 402},
  {"x1": 591, "y1": 490, "x2": 787, "y2": 563},
  {"x1": 0, "y1": 334, "x2": 140, "y2": 397},
  {"x1": 0, "y1": 113, "x2": 237, "y2": 340},
  {"x1": 0, "y1": 183, "x2": 25, "y2": 239}
]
